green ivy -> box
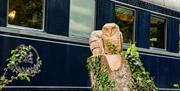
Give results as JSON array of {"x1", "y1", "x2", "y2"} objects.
[
  {"x1": 172, "y1": 83, "x2": 180, "y2": 88},
  {"x1": 87, "y1": 43, "x2": 157, "y2": 91},
  {"x1": 106, "y1": 41, "x2": 120, "y2": 55},
  {"x1": 106, "y1": 41, "x2": 125, "y2": 56},
  {"x1": 0, "y1": 47, "x2": 31, "y2": 89},
  {"x1": 87, "y1": 56, "x2": 116, "y2": 91},
  {"x1": 0, "y1": 45, "x2": 42, "y2": 90},
  {"x1": 126, "y1": 44, "x2": 157, "y2": 91}
]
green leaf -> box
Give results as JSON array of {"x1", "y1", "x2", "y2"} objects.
[
  {"x1": 0, "y1": 76, "x2": 5, "y2": 81},
  {"x1": 17, "y1": 58, "x2": 21, "y2": 62},
  {"x1": 7, "y1": 64, "x2": 11, "y2": 69},
  {"x1": 125, "y1": 44, "x2": 157, "y2": 91},
  {"x1": 10, "y1": 61, "x2": 15, "y2": 65},
  {"x1": 11, "y1": 50, "x2": 15, "y2": 54},
  {"x1": 26, "y1": 77, "x2": 31, "y2": 82},
  {"x1": 150, "y1": 38, "x2": 157, "y2": 42},
  {"x1": 173, "y1": 84, "x2": 179, "y2": 88},
  {"x1": 19, "y1": 76, "x2": 24, "y2": 80}
]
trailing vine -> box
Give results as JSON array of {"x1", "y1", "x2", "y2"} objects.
[
  {"x1": 106, "y1": 41, "x2": 120, "y2": 55},
  {"x1": 106, "y1": 41, "x2": 125, "y2": 56},
  {"x1": 126, "y1": 44, "x2": 157, "y2": 91},
  {"x1": 87, "y1": 56, "x2": 116, "y2": 91},
  {"x1": 87, "y1": 43, "x2": 157, "y2": 91},
  {"x1": 0, "y1": 45, "x2": 42, "y2": 90}
]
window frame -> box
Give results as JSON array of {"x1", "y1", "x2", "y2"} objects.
[
  {"x1": 115, "y1": 5, "x2": 136, "y2": 44},
  {"x1": 149, "y1": 14, "x2": 167, "y2": 51},
  {"x1": 6, "y1": 0, "x2": 45, "y2": 31}
]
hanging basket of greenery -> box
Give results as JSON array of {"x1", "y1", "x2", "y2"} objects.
[{"x1": 0, "y1": 44, "x2": 42, "y2": 90}]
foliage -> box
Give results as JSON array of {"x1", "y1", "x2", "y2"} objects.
[
  {"x1": 106, "y1": 41, "x2": 121, "y2": 55},
  {"x1": 8, "y1": 0, "x2": 43, "y2": 29},
  {"x1": 115, "y1": 7, "x2": 134, "y2": 43},
  {"x1": 87, "y1": 56, "x2": 116, "y2": 91},
  {"x1": 0, "y1": 45, "x2": 42, "y2": 90},
  {"x1": 115, "y1": 19, "x2": 134, "y2": 43},
  {"x1": 106, "y1": 41, "x2": 126, "y2": 56},
  {"x1": 149, "y1": 18, "x2": 166, "y2": 49},
  {"x1": 87, "y1": 41, "x2": 157, "y2": 91},
  {"x1": 172, "y1": 83, "x2": 180, "y2": 88},
  {"x1": 126, "y1": 44, "x2": 157, "y2": 91}
]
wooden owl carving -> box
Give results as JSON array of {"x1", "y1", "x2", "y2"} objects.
[
  {"x1": 89, "y1": 31, "x2": 104, "y2": 56},
  {"x1": 102, "y1": 23, "x2": 123, "y2": 54}
]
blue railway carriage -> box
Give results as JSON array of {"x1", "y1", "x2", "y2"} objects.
[{"x1": 0, "y1": 0, "x2": 180, "y2": 90}]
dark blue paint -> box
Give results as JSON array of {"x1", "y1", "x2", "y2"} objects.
[
  {"x1": 167, "y1": 18, "x2": 179, "y2": 53},
  {"x1": 141, "y1": 54, "x2": 180, "y2": 88},
  {"x1": 0, "y1": 0, "x2": 7, "y2": 27},
  {"x1": 135, "y1": 9, "x2": 150, "y2": 48},
  {"x1": 45, "y1": 0, "x2": 70, "y2": 36},
  {"x1": 140, "y1": 55, "x2": 159, "y2": 86},
  {"x1": 0, "y1": 0, "x2": 180, "y2": 90},
  {"x1": 0, "y1": 36, "x2": 91, "y2": 86},
  {"x1": 169, "y1": 60, "x2": 180, "y2": 87},
  {"x1": 117, "y1": 0, "x2": 180, "y2": 18},
  {"x1": 115, "y1": 0, "x2": 180, "y2": 53},
  {"x1": 1, "y1": 34, "x2": 180, "y2": 89},
  {"x1": 95, "y1": 0, "x2": 115, "y2": 30}
]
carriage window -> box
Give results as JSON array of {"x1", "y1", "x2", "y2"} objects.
[
  {"x1": 150, "y1": 15, "x2": 166, "y2": 49},
  {"x1": 8, "y1": 0, "x2": 44, "y2": 29},
  {"x1": 69, "y1": 0, "x2": 95, "y2": 38},
  {"x1": 115, "y1": 6, "x2": 135, "y2": 43}
]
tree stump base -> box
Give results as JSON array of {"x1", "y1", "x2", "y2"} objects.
[{"x1": 88, "y1": 55, "x2": 132, "y2": 91}]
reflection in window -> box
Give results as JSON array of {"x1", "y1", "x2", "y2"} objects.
[
  {"x1": 115, "y1": 6, "x2": 135, "y2": 43},
  {"x1": 8, "y1": 0, "x2": 44, "y2": 29},
  {"x1": 150, "y1": 16, "x2": 166, "y2": 49},
  {"x1": 69, "y1": 0, "x2": 95, "y2": 38}
]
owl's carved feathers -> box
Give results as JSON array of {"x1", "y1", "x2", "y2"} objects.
[
  {"x1": 89, "y1": 31, "x2": 104, "y2": 56},
  {"x1": 102, "y1": 23, "x2": 123, "y2": 54},
  {"x1": 89, "y1": 23, "x2": 123, "y2": 55}
]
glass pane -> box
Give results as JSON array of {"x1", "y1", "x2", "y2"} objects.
[
  {"x1": 150, "y1": 16, "x2": 166, "y2": 49},
  {"x1": 8, "y1": 0, "x2": 44, "y2": 29},
  {"x1": 69, "y1": 0, "x2": 95, "y2": 38},
  {"x1": 115, "y1": 6, "x2": 135, "y2": 43}
]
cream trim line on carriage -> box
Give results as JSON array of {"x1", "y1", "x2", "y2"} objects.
[{"x1": 140, "y1": 0, "x2": 180, "y2": 12}]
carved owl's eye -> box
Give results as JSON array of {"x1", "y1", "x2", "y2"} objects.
[
  {"x1": 111, "y1": 26, "x2": 117, "y2": 36},
  {"x1": 103, "y1": 27, "x2": 110, "y2": 37}
]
